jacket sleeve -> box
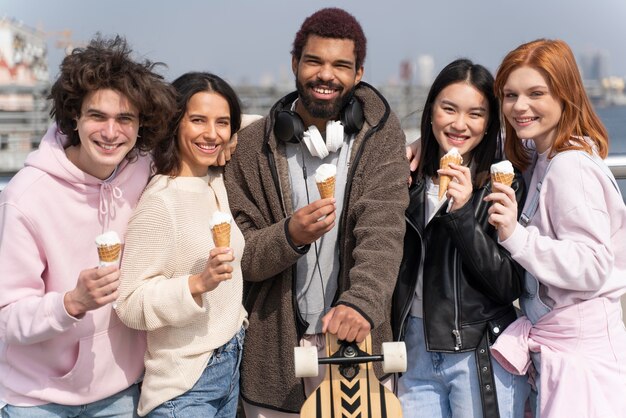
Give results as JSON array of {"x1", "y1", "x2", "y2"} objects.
[
  {"x1": 115, "y1": 195, "x2": 204, "y2": 331},
  {"x1": 224, "y1": 122, "x2": 307, "y2": 282},
  {"x1": 336, "y1": 113, "x2": 410, "y2": 328},
  {"x1": 438, "y1": 173, "x2": 525, "y2": 304},
  {"x1": 0, "y1": 203, "x2": 79, "y2": 345},
  {"x1": 501, "y1": 153, "x2": 619, "y2": 293}
]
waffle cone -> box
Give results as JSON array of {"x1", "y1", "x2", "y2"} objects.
[
  {"x1": 438, "y1": 155, "x2": 462, "y2": 199},
  {"x1": 212, "y1": 222, "x2": 231, "y2": 247},
  {"x1": 97, "y1": 244, "x2": 121, "y2": 263},
  {"x1": 491, "y1": 172, "x2": 514, "y2": 187},
  {"x1": 317, "y1": 176, "x2": 336, "y2": 199}
]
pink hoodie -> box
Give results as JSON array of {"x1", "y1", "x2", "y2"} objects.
[
  {"x1": 0, "y1": 124, "x2": 150, "y2": 406},
  {"x1": 501, "y1": 149, "x2": 626, "y2": 307},
  {"x1": 495, "y1": 149, "x2": 626, "y2": 417}
]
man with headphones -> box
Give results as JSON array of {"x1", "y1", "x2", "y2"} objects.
[{"x1": 224, "y1": 8, "x2": 410, "y2": 417}]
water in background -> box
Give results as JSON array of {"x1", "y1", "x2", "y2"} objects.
[
  {"x1": 596, "y1": 106, "x2": 626, "y2": 197},
  {"x1": 597, "y1": 106, "x2": 626, "y2": 153}
]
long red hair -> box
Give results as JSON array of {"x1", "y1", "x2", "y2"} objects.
[{"x1": 494, "y1": 39, "x2": 608, "y2": 171}]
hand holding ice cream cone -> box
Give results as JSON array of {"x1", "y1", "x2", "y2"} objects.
[
  {"x1": 315, "y1": 164, "x2": 337, "y2": 199},
  {"x1": 94, "y1": 231, "x2": 122, "y2": 308},
  {"x1": 210, "y1": 211, "x2": 232, "y2": 248},
  {"x1": 438, "y1": 147, "x2": 463, "y2": 199},
  {"x1": 488, "y1": 160, "x2": 516, "y2": 233}
]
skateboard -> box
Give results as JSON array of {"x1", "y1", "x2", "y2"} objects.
[{"x1": 294, "y1": 333, "x2": 406, "y2": 418}]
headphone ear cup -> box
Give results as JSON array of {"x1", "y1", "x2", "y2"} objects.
[
  {"x1": 340, "y1": 98, "x2": 364, "y2": 134},
  {"x1": 325, "y1": 120, "x2": 344, "y2": 153},
  {"x1": 274, "y1": 110, "x2": 305, "y2": 143}
]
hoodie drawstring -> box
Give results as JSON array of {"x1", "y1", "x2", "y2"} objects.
[{"x1": 99, "y1": 182, "x2": 123, "y2": 231}]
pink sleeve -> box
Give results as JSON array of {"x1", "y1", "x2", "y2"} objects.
[
  {"x1": 0, "y1": 203, "x2": 78, "y2": 345},
  {"x1": 490, "y1": 316, "x2": 533, "y2": 375},
  {"x1": 501, "y1": 154, "x2": 615, "y2": 292}
]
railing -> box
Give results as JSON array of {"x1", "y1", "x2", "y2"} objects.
[
  {"x1": 606, "y1": 153, "x2": 626, "y2": 179},
  {"x1": 605, "y1": 154, "x2": 626, "y2": 324}
]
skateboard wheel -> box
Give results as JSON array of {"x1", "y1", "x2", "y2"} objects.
[
  {"x1": 294, "y1": 346, "x2": 319, "y2": 377},
  {"x1": 382, "y1": 342, "x2": 407, "y2": 373}
]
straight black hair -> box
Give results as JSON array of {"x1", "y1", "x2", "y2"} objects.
[{"x1": 418, "y1": 59, "x2": 501, "y2": 187}]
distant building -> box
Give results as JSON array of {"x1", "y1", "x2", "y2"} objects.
[
  {"x1": 0, "y1": 17, "x2": 50, "y2": 174},
  {"x1": 416, "y1": 55, "x2": 434, "y2": 87},
  {"x1": 579, "y1": 49, "x2": 610, "y2": 82}
]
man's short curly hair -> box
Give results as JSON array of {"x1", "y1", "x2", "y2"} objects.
[
  {"x1": 292, "y1": 8, "x2": 367, "y2": 70},
  {"x1": 48, "y1": 35, "x2": 176, "y2": 156}
]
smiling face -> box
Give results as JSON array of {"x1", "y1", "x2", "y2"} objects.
[
  {"x1": 177, "y1": 91, "x2": 231, "y2": 177},
  {"x1": 501, "y1": 66, "x2": 563, "y2": 153},
  {"x1": 431, "y1": 82, "x2": 489, "y2": 162},
  {"x1": 293, "y1": 34, "x2": 363, "y2": 129},
  {"x1": 72, "y1": 88, "x2": 139, "y2": 179}
]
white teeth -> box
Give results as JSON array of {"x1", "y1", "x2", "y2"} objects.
[
  {"x1": 313, "y1": 87, "x2": 334, "y2": 95},
  {"x1": 196, "y1": 143, "x2": 216, "y2": 150},
  {"x1": 516, "y1": 117, "x2": 535, "y2": 123},
  {"x1": 99, "y1": 143, "x2": 117, "y2": 150}
]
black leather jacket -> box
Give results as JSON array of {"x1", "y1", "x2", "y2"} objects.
[{"x1": 392, "y1": 171, "x2": 527, "y2": 351}]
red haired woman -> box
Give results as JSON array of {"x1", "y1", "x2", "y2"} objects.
[{"x1": 487, "y1": 39, "x2": 626, "y2": 417}]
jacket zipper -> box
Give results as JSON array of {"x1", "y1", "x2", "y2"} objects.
[{"x1": 452, "y1": 249, "x2": 462, "y2": 350}]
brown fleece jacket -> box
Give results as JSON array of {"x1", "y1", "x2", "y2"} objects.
[{"x1": 224, "y1": 82, "x2": 409, "y2": 413}]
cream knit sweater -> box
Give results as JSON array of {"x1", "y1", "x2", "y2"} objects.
[{"x1": 116, "y1": 170, "x2": 247, "y2": 416}]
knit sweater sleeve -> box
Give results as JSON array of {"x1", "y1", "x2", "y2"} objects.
[
  {"x1": 116, "y1": 193, "x2": 203, "y2": 331},
  {"x1": 0, "y1": 203, "x2": 78, "y2": 345},
  {"x1": 501, "y1": 152, "x2": 616, "y2": 293}
]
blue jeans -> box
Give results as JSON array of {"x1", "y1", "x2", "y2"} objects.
[
  {"x1": 398, "y1": 316, "x2": 529, "y2": 418},
  {"x1": 1, "y1": 383, "x2": 139, "y2": 417},
  {"x1": 148, "y1": 327, "x2": 245, "y2": 418}
]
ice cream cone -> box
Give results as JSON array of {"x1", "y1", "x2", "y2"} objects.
[
  {"x1": 491, "y1": 172, "x2": 514, "y2": 187},
  {"x1": 490, "y1": 160, "x2": 515, "y2": 189},
  {"x1": 317, "y1": 176, "x2": 336, "y2": 199},
  {"x1": 438, "y1": 154, "x2": 463, "y2": 199},
  {"x1": 212, "y1": 222, "x2": 231, "y2": 247},
  {"x1": 95, "y1": 231, "x2": 122, "y2": 267},
  {"x1": 97, "y1": 244, "x2": 122, "y2": 263}
]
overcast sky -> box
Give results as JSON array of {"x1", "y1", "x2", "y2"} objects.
[{"x1": 2, "y1": 0, "x2": 626, "y2": 86}]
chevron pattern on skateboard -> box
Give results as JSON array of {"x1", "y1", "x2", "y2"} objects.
[{"x1": 300, "y1": 333, "x2": 403, "y2": 418}]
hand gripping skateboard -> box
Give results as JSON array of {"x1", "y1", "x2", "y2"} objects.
[{"x1": 294, "y1": 333, "x2": 407, "y2": 418}]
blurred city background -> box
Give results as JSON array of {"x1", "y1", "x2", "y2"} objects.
[
  {"x1": 2, "y1": 0, "x2": 626, "y2": 191},
  {"x1": 1, "y1": 1, "x2": 625, "y2": 322}
]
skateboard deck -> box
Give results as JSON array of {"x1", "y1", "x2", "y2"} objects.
[{"x1": 300, "y1": 333, "x2": 403, "y2": 418}]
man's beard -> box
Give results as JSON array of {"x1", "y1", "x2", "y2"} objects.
[{"x1": 296, "y1": 78, "x2": 354, "y2": 120}]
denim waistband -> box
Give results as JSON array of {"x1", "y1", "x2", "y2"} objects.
[{"x1": 214, "y1": 326, "x2": 245, "y2": 356}]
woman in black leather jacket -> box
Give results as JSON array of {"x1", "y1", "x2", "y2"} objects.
[{"x1": 393, "y1": 59, "x2": 530, "y2": 418}]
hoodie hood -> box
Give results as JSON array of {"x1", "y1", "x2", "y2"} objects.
[{"x1": 24, "y1": 123, "x2": 151, "y2": 231}]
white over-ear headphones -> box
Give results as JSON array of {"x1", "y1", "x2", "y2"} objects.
[{"x1": 301, "y1": 120, "x2": 345, "y2": 159}]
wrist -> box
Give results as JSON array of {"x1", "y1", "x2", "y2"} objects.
[
  {"x1": 285, "y1": 218, "x2": 309, "y2": 253},
  {"x1": 188, "y1": 274, "x2": 204, "y2": 296},
  {"x1": 63, "y1": 291, "x2": 85, "y2": 319}
]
